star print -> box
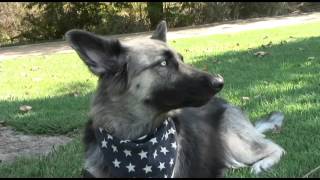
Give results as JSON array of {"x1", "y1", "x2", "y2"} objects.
[
  {"x1": 124, "y1": 149, "x2": 132, "y2": 157},
  {"x1": 126, "y1": 163, "x2": 135, "y2": 173},
  {"x1": 120, "y1": 140, "x2": 130, "y2": 144},
  {"x1": 142, "y1": 165, "x2": 152, "y2": 174},
  {"x1": 107, "y1": 134, "x2": 113, "y2": 140},
  {"x1": 111, "y1": 145, "x2": 118, "y2": 152},
  {"x1": 158, "y1": 162, "x2": 165, "y2": 171},
  {"x1": 169, "y1": 158, "x2": 174, "y2": 167},
  {"x1": 149, "y1": 137, "x2": 158, "y2": 145},
  {"x1": 160, "y1": 147, "x2": 169, "y2": 155},
  {"x1": 96, "y1": 118, "x2": 178, "y2": 177},
  {"x1": 138, "y1": 150, "x2": 148, "y2": 160},
  {"x1": 171, "y1": 142, "x2": 177, "y2": 150},
  {"x1": 153, "y1": 150, "x2": 158, "y2": 159},
  {"x1": 112, "y1": 158, "x2": 121, "y2": 168},
  {"x1": 168, "y1": 127, "x2": 176, "y2": 135},
  {"x1": 101, "y1": 139, "x2": 107, "y2": 148}
]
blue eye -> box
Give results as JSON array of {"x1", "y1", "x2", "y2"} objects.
[{"x1": 160, "y1": 60, "x2": 167, "y2": 66}]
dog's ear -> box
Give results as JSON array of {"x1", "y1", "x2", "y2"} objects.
[
  {"x1": 65, "y1": 30, "x2": 125, "y2": 76},
  {"x1": 151, "y1": 20, "x2": 167, "y2": 42}
]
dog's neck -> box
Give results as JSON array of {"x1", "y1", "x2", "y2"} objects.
[{"x1": 90, "y1": 95, "x2": 166, "y2": 140}]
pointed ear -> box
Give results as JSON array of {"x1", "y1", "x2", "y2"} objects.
[
  {"x1": 65, "y1": 30, "x2": 125, "y2": 76},
  {"x1": 151, "y1": 20, "x2": 167, "y2": 42}
]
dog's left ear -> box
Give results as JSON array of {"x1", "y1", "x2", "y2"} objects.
[{"x1": 151, "y1": 20, "x2": 167, "y2": 42}]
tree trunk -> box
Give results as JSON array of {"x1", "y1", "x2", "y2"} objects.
[{"x1": 146, "y1": 2, "x2": 163, "y2": 29}]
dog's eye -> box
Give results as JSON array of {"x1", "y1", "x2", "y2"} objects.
[{"x1": 160, "y1": 60, "x2": 167, "y2": 67}]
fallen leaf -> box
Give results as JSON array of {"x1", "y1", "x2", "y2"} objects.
[
  {"x1": 30, "y1": 66, "x2": 40, "y2": 71},
  {"x1": 20, "y1": 72, "x2": 28, "y2": 77},
  {"x1": 308, "y1": 56, "x2": 315, "y2": 60},
  {"x1": 254, "y1": 51, "x2": 269, "y2": 57},
  {"x1": 280, "y1": 40, "x2": 287, "y2": 45},
  {"x1": 261, "y1": 45, "x2": 267, "y2": 49},
  {"x1": 19, "y1": 105, "x2": 32, "y2": 112},
  {"x1": 236, "y1": 43, "x2": 240, "y2": 46},
  {"x1": 242, "y1": 97, "x2": 250, "y2": 101},
  {"x1": 267, "y1": 41, "x2": 272, "y2": 46},
  {"x1": 289, "y1": 36, "x2": 294, "y2": 39},
  {"x1": 69, "y1": 91, "x2": 80, "y2": 97}
]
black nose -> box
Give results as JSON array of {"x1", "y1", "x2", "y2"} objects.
[{"x1": 209, "y1": 74, "x2": 224, "y2": 92}]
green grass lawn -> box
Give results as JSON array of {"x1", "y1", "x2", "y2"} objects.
[{"x1": 0, "y1": 22, "x2": 320, "y2": 177}]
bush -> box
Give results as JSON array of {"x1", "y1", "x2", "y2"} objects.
[{"x1": 1, "y1": 2, "x2": 319, "y2": 46}]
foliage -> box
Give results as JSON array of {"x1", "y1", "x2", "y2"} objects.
[{"x1": 1, "y1": 2, "x2": 319, "y2": 46}]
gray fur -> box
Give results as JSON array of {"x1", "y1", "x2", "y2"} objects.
[{"x1": 66, "y1": 21, "x2": 285, "y2": 178}]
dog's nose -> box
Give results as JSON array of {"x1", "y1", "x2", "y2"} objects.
[{"x1": 209, "y1": 74, "x2": 224, "y2": 92}]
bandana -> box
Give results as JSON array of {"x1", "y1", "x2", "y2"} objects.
[{"x1": 96, "y1": 118, "x2": 178, "y2": 178}]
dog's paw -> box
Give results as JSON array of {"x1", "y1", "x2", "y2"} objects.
[
  {"x1": 250, "y1": 158, "x2": 275, "y2": 174},
  {"x1": 255, "y1": 112, "x2": 285, "y2": 134}
]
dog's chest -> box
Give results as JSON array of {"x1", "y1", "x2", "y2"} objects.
[{"x1": 96, "y1": 119, "x2": 178, "y2": 178}]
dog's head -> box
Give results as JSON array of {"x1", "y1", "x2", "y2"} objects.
[{"x1": 66, "y1": 21, "x2": 223, "y2": 113}]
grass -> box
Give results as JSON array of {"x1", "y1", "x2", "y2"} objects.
[{"x1": 0, "y1": 21, "x2": 320, "y2": 177}]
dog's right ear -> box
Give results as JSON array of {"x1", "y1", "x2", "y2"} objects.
[{"x1": 65, "y1": 30, "x2": 124, "y2": 76}]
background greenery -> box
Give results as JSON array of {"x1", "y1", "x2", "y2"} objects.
[{"x1": 1, "y1": 2, "x2": 320, "y2": 47}]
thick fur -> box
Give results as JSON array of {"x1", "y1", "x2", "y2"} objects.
[{"x1": 66, "y1": 21, "x2": 285, "y2": 178}]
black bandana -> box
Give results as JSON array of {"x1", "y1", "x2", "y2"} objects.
[{"x1": 96, "y1": 118, "x2": 178, "y2": 178}]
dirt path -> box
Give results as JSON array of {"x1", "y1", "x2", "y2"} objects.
[
  {"x1": 0, "y1": 124, "x2": 72, "y2": 164},
  {"x1": 1, "y1": 12, "x2": 320, "y2": 61}
]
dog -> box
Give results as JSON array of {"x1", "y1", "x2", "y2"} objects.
[{"x1": 65, "y1": 21, "x2": 285, "y2": 178}]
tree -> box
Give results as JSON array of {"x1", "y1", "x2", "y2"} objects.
[{"x1": 146, "y1": 2, "x2": 164, "y2": 29}]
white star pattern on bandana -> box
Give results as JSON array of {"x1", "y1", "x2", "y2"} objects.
[
  {"x1": 113, "y1": 158, "x2": 121, "y2": 168},
  {"x1": 120, "y1": 140, "x2": 130, "y2": 144},
  {"x1": 150, "y1": 137, "x2": 158, "y2": 145},
  {"x1": 126, "y1": 163, "x2": 135, "y2": 173},
  {"x1": 142, "y1": 165, "x2": 152, "y2": 174},
  {"x1": 158, "y1": 162, "x2": 165, "y2": 171},
  {"x1": 124, "y1": 149, "x2": 132, "y2": 157},
  {"x1": 107, "y1": 134, "x2": 113, "y2": 140},
  {"x1": 138, "y1": 150, "x2": 148, "y2": 160},
  {"x1": 171, "y1": 142, "x2": 177, "y2": 150},
  {"x1": 160, "y1": 147, "x2": 169, "y2": 155},
  {"x1": 101, "y1": 139, "x2": 107, "y2": 148},
  {"x1": 168, "y1": 128, "x2": 176, "y2": 135},
  {"x1": 96, "y1": 117, "x2": 177, "y2": 178},
  {"x1": 169, "y1": 158, "x2": 174, "y2": 167},
  {"x1": 153, "y1": 150, "x2": 158, "y2": 159},
  {"x1": 112, "y1": 145, "x2": 118, "y2": 152}
]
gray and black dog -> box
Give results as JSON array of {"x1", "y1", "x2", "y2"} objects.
[{"x1": 66, "y1": 21, "x2": 285, "y2": 178}]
